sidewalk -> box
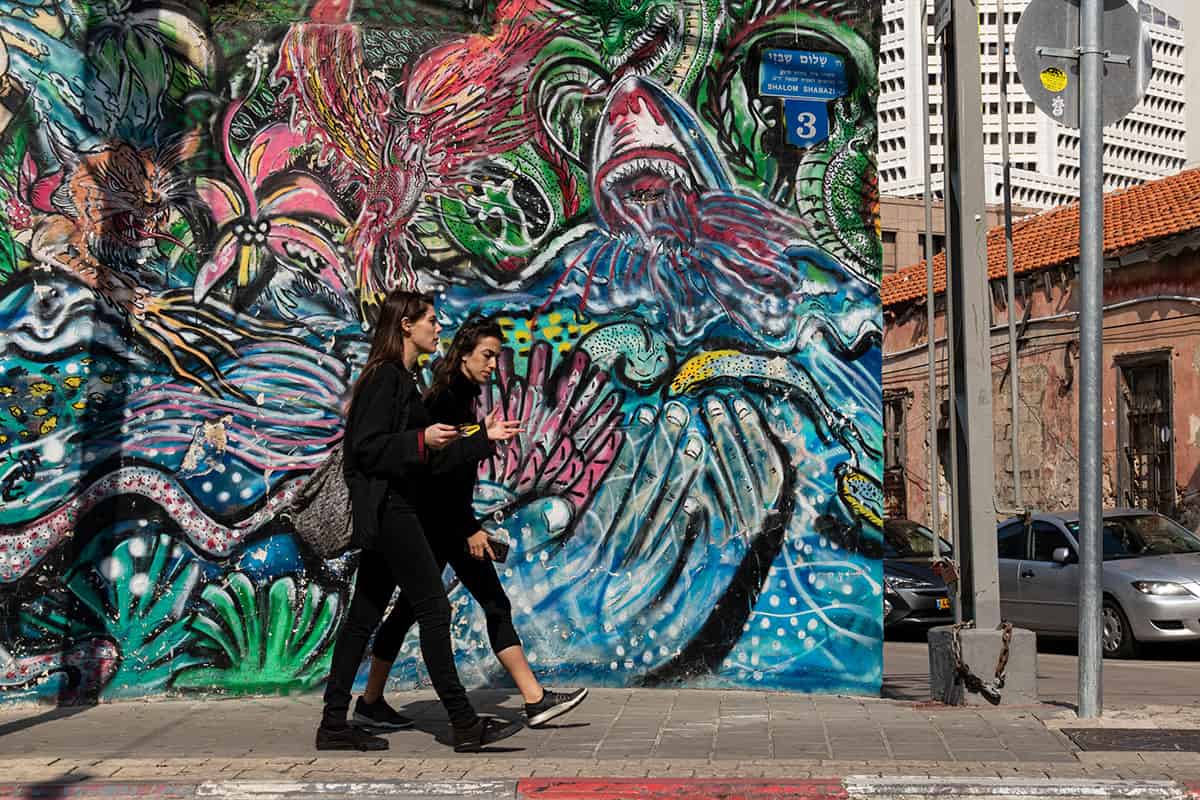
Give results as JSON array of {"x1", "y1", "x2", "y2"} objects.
[{"x1": 4, "y1": 688, "x2": 1200, "y2": 797}]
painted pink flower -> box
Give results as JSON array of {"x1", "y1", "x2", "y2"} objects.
[{"x1": 193, "y1": 100, "x2": 351, "y2": 303}]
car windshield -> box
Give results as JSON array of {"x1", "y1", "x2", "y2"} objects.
[
  {"x1": 1066, "y1": 515, "x2": 1200, "y2": 559},
  {"x1": 882, "y1": 521, "x2": 953, "y2": 559}
]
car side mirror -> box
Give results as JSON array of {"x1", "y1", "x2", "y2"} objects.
[{"x1": 1052, "y1": 546, "x2": 1074, "y2": 565}]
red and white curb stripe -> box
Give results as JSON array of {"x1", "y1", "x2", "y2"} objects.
[
  {"x1": 845, "y1": 777, "x2": 1189, "y2": 799},
  {"x1": 3, "y1": 777, "x2": 1199, "y2": 800}
]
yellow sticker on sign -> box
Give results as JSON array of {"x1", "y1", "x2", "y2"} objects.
[{"x1": 1040, "y1": 67, "x2": 1068, "y2": 93}]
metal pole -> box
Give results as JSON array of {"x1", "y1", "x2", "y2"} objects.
[
  {"x1": 935, "y1": 4, "x2": 963, "y2": 625},
  {"x1": 920, "y1": 0, "x2": 940, "y2": 547},
  {"x1": 997, "y1": 0, "x2": 1021, "y2": 512},
  {"x1": 1077, "y1": 0, "x2": 1105, "y2": 720},
  {"x1": 944, "y1": 0, "x2": 1000, "y2": 629}
]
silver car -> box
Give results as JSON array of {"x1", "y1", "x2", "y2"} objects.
[{"x1": 997, "y1": 510, "x2": 1200, "y2": 658}]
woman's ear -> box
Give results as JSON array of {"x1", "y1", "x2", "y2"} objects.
[{"x1": 399, "y1": 316, "x2": 413, "y2": 336}]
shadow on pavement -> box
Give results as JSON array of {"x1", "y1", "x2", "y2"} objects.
[
  {"x1": 16, "y1": 771, "x2": 92, "y2": 800},
  {"x1": 881, "y1": 673, "x2": 930, "y2": 702},
  {"x1": 0, "y1": 705, "x2": 94, "y2": 740},
  {"x1": 391, "y1": 697, "x2": 528, "y2": 753},
  {"x1": 1030, "y1": 635, "x2": 1200, "y2": 661},
  {"x1": 885, "y1": 626, "x2": 933, "y2": 644}
]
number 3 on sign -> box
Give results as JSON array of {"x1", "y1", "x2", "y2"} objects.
[
  {"x1": 794, "y1": 111, "x2": 818, "y2": 139},
  {"x1": 784, "y1": 99, "x2": 830, "y2": 147}
]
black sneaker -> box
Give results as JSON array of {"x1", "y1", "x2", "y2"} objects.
[
  {"x1": 451, "y1": 716, "x2": 523, "y2": 752},
  {"x1": 525, "y1": 687, "x2": 588, "y2": 727},
  {"x1": 315, "y1": 723, "x2": 389, "y2": 751},
  {"x1": 353, "y1": 696, "x2": 414, "y2": 731}
]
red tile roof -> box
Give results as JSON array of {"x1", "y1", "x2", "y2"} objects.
[{"x1": 881, "y1": 167, "x2": 1200, "y2": 309}]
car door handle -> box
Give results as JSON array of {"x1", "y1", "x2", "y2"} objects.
[{"x1": 1020, "y1": 569, "x2": 1036, "y2": 578}]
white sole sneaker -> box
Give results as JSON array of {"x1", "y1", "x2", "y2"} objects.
[{"x1": 526, "y1": 687, "x2": 589, "y2": 728}]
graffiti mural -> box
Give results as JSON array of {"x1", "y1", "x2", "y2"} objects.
[{"x1": 0, "y1": 0, "x2": 883, "y2": 703}]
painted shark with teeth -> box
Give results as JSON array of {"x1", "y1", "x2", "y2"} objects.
[{"x1": 505, "y1": 76, "x2": 879, "y2": 356}]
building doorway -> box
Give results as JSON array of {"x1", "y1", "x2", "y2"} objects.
[{"x1": 1116, "y1": 351, "x2": 1174, "y2": 516}]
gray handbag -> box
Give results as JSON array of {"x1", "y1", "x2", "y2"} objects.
[
  {"x1": 285, "y1": 442, "x2": 353, "y2": 559},
  {"x1": 286, "y1": 366, "x2": 407, "y2": 559}
]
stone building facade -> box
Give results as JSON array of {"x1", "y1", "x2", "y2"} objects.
[{"x1": 882, "y1": 169, "x2": 1200, "y2": 531}]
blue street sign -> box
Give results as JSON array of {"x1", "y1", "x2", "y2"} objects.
[
  {"x1": 759, "y1": 49, "x2": 848, "y2": 100},
  {"x1": 784, "y1": 99, "x2": 831, "y2": 148}
]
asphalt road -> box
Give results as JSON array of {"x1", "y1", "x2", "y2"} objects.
[{"x1": 884, "y1": 631, "x2": 1200, "y2": 706}]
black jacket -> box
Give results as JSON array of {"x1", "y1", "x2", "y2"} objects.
[
  {"x1": 343, "y1": 362, "x2": 490, "y2": 550},
  {"x1": 419, "y1": 370, "x2": 488, "y2": 540}
]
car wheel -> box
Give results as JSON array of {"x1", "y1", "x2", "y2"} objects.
[{"x1": 1101, "y1": 598, "x2": 1138, "y2": 659}]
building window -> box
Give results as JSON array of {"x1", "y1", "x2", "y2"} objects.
[
  {"x1": 881, "y1": 230, "x2": 897, "y2": 269},
  {"x1": 918, "y1": 233, "x2": 945, "y2": 256},
  {"x1": 883, "y1": 390, "x2": 909, "y2": 520},
  {"x1": 1116, "y1": 351, "x2": 1175, "y2": 516}
]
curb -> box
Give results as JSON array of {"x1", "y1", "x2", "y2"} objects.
[
  {"x1": 2, "y1": 777, "x2": 1198, "y2": 800},
  {"x1": 845, "y1": 777, "x2": 1191, "y2": 799}
]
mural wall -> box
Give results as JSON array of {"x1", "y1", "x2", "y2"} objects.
[{"x1": 0, "y1": 0, "x2": 883, "y2": 702}]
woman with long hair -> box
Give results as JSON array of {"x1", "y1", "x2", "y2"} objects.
[
  {"x1": 318, "y1": 291, "x2": 524, "y2": 752},
  {"x1": 351, "y1": 317, "x2": 588, "y2": 733}
]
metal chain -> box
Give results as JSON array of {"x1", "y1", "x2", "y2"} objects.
[
  {"x1": 951, "y1": 620, "x2": 1013, "y2": 706},
  {"x1": 994, "y1": 621, "x2": 1014, "y2": 681}
]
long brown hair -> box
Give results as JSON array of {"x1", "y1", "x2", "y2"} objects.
[
  {"x1": 349, "y1": 289, "x2": 435, "y2": 405},
  {"x1": 427, "y1": 316, "x2": 504, "y2": 402}
]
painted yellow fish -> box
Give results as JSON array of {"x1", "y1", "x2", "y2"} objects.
[
  {"x1": 39, "y1": 415, "x2": 58, "y2": 435},
  {"x1": 29, "y1": 382, "x2": 54, "y2": 397},
  {"x1": 835, "y1": 463, "x2": 883, "y2": 528}
]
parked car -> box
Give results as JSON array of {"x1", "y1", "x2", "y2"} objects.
[
  {"x1": 997, "y1": 510, "x2": 1200, "y2": 658},
  {"x1": 882, "y1": 519, "x2": 954, "y2": 629}
]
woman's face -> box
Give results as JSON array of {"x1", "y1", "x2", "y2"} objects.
[
  {"x1": 404, "y1": 304, "x2": 442, "y2": 355},
  {"x1": 460, "y1": 335, "x2": 502, "y2": 385}
]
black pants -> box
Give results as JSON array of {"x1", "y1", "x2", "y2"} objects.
[
  {"x1": 374, "y1": 537, "x2": 520, "y2": 662},
  {"x1": 322, "y1": 506, "x2": 476, "y2": 728}
]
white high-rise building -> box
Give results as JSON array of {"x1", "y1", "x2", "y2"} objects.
[{"x1": 877, "y1": 0, "x2": 1189, "y2": 210}]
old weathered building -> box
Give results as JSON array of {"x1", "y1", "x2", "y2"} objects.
[{"x1": 883, "y1": 168, "x2": 1200, "y2": 530}]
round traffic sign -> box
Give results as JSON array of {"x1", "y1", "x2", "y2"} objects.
[{"x1": 1014, "y1": 0, "x2": 1152, "y2": 129}]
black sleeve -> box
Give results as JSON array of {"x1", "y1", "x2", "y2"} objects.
[
  {"x1": 443, "y1": 461, "x2": 488, "y2": 540},
  {"x1": 347, "y1": 365, "x2": 426, "y2": 481},
  {"x1": 425, "y1": 387, "x2": 491, "y2": 537},
  {"x1": 430, "y1": 427, "x2": 493, "y2": 475}
]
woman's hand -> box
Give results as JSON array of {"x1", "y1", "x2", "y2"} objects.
[
  {"x1": 466, "y1": 530, "x2": 494, "y2": 561},
  {"x1": 424, "y1": 423, "x2": 461, "y2": 450},
  {"x1": 484, "y1": 408, "x2": 522, "y2": 441}
]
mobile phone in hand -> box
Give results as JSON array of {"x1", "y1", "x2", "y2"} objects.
[{"x1": 467, "y1": 536, "x2": 509, "y2": 563}]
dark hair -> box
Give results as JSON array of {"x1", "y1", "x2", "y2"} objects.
[
  {"x1": 427, "y1": 316, "x2": 504, "y2": 401},
  {"x1": 349, "y1": 289, "x2": 435, "y2": 405}
]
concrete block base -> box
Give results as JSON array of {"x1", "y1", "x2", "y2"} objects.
[{"x1": 928, "y1": 625, "x2": 1038, "y2": 706}]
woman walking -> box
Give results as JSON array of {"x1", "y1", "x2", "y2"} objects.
[
  {"x1": 352, "y1": 317, "x2": 587, "y2": 734},
  {"x1": 318, "y1": 291, "x2": 523, "y2": 752}
]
